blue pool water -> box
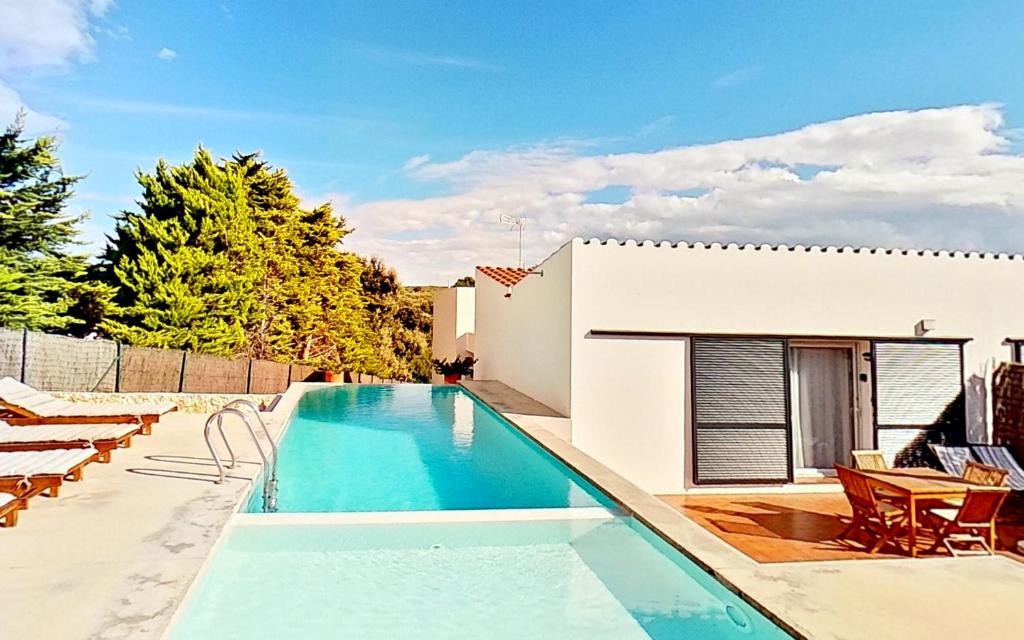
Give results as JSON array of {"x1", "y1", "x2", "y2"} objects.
[
  {"x1": 248, "y1": 385, "x2": 610, "y2": 512},
  {"x1": 172, "y1": 385, "x2": 792, "y2": 639},
  {"x1": 171, "y1": 518, "x2": 791, "y2": 640}
]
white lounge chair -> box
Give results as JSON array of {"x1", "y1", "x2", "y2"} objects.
[
  {"x1": 0, "y1": 421, "x2": 141, "y2": 462},
  {"x1": 0, "y1": 447, "x2": 100, "y2": 499},
  {"x1": 929, "y1": 444, "x2": 975, "y2": 477},
  {"x1": 0, "y1": 377, "x2": 176, "y2": 434},
  {"x1": 970, "y1": 445, "x2": 1024, "y2": 491}
]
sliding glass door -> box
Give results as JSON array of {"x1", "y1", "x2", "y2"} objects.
[{"x1": 790, "y1": 346, "x2": 855, "y2": 471}]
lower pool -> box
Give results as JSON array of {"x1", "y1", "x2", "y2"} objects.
[{"x1": 170, "y1": 516, "x2": 790, "y2": 640}]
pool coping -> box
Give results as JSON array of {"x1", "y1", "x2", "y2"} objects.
[{"x1": 459, "y1": 380, "x2": 811, "y2": 640}]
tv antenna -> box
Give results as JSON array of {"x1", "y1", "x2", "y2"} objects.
[{"x1": 499, "y1": 213, "x2": 526, "y2": 269}]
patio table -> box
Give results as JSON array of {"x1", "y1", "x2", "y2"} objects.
[{"x1": 859, "y1": 467, "x2": 981, "y2": 557}]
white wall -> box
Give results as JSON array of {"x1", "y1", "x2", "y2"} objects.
[
  {"x1": 473, "y1": 247, "x2": 574, "y2": 417},
  {"x1": 430, "y1": 287, "x2": 476, "y2": 384},
  {"x1": 571, "y1": 332, "x2": 689, "y2": 493},
  {"x1": 570, "y1": 240, "x2": 1024, "y2": 493}
]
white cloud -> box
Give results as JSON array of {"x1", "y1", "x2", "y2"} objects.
[
  {"x1": 402, "y1": 154, "x2": 431, "y2": 171},
  {"x1": 0, "y1": 0, "x2": 113, "y2": 129},
  {"x1": 336, "y1": 105, "x2": 1024, "y2": 284},
  {"x1": 156, "y1": 47, "x2": 177, "y2": 61},
  {"x1": 0, "y1": 0, "x2": 112, "y2": 72},
  {"x1": 0, "y1": 80, "x2": 66, "y2": 131},
  {"x1": 348, "y1": 42, "x2": 502, "y2": 72},
  {"x1": 714, "y1": 67, "x2": 758, "y2": 88}
]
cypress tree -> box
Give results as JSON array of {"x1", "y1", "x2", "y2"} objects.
[
  {"x1": 101, "y1": 148, "x2": 263, "y2": 355},
  {"x1": 285, "y1": 204, "x2": 374, "y2": 370},
  {"x1": 227, "y1": 153, "x2": 373, "y2": 369},
  {"x1": 0, "y1": 112, "x2": 89, "y2": 331}
]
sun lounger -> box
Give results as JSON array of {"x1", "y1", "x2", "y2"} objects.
[
  {"x1": 0, "y1": 377, "x2": 176, "y2": 434},
  {"x1": 1, "y1": 491, "x2": 23, "y2": 527},
  {"x1": 928, "y1": 444, "x2": 975, "y2": 477},
  {"x1": 969, "y1": 445, "x2": 1024, "y2": 491},
  {"x1": 0, "y1": 421, "x2": 140, "y2": 462},
  {"x1": 0, "y1": 447, "x2": 100, "y2": 499}
]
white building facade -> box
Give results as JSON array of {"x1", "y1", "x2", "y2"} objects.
[
  {"x1": 430, "y1": 286, "x2": 476, "y2": 384},
  {"x1": 474, "y1": 238, "x2": 1024, "y2": 494}
]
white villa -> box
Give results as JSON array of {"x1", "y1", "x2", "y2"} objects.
[{"x1": 434, "y1": 238, "x2": 1024, "y2": 495}]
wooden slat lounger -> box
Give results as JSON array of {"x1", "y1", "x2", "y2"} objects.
[
  {"x1": 0, "y1": 447, "x2": 100, "y2": 500},
  {"x1": 0, "y1": 377, "x2": 177, "y2": 435},
  {"x1": 0, "y1": 422, "x2": 141, "y2": 463},
  {"x1": 1, "y1": 491, "x2": 23, "y2": 527}
]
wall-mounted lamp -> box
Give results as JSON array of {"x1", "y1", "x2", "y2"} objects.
[{"x1": 914, "y1": 319, "x2": 936, "y2": 337}]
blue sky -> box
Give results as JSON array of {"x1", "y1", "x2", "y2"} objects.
[{"x1": 2, "y1": 0, "x2": 1024, "y2": 283}]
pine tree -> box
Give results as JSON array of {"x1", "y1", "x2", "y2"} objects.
[
  {"x1": 101, "y1": 148, "x2": 263, "y2": 355},
  {"x1": 0, "y1": 112, "x2": 89, "y2": 331}
]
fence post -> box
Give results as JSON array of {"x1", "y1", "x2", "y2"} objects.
[
  {"x1": 19, "y1": 328, "x2": 27, "y2": 383},
  {"x1": 178, "y1": 351, "x2": 188, "y2": 393},
  {"x1": 114, "y1": 342, "x2": 122, "y2": 392}
]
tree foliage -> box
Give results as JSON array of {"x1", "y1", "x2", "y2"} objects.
[
  {"x1": 101, "y1": 148, "x2": 262, "y2": 355},
  {"x1": 101, "y1": 148, "x2": 377, "y2": 369},
  {"x1": 0, "y1": 132, "x2": 433, "y2": 378},
  {"x1": 360, "y1": 257, "x2": 433, "y2": 381},
  {"x1": 0, "y1": 112, "x2": 93, "y2": 331}
]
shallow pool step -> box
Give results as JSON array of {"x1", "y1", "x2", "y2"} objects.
[{"x1": 232, "y1": 506, "x2": 621, "y2": 526}]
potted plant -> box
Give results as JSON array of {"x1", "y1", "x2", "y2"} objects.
[{"x1": 432, "y1": 356, "x2": 477, "y2": 384}]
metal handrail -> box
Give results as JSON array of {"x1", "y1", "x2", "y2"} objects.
[
  {"x1": 225, "y1": 399, "x2": 279, "y2": 510},
  {"x1": 203, "y1": 404, "x2": 279, "y2": 512},
  {"x1": 224, "y1": 399, "x2": 278, "y2": 481}
]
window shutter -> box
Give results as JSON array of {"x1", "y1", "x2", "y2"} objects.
[
  {"x1": 692, "y1": 338, "x2": 791, "y2": 484},
  {"x1": 872, "y1": 341, "x2": 965, "y2": 466}
]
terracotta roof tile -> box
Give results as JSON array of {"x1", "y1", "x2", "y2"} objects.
[{"x1": 476, "y1": 266, "x2": 530, "y2": 287}]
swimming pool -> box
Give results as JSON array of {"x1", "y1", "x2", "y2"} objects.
[
  {"x1": 171, "y1": 385, "x2": 792, "y2": 639},
  {"x1": 247, "y1": 385, "x2": 610, "y2": 512}
]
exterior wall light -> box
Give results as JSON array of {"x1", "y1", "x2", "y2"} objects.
[{"x1": 915, "y1": 319, "x2": 936, "y2": 337}]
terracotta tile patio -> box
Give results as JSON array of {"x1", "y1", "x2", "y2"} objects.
[{"x1": 659, "y1": 491, "x2": 1024, "y2": 564}]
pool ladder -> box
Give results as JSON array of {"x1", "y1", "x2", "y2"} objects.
[{"x1": 203, "y1": 399, "x2": 279, "y2": 512}]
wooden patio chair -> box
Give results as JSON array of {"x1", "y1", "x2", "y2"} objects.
[
  {"x1": 927, "y1": 487, "x2": 1009, "y2": 556},
  {"x1": 851, "y1": 450, "x2": 888, "y2": 471},
  {"x1": 962, "y1": 460, "x2": 1009, "y2": 487},
  {"x1": 835, "y1": 465, "x2": 908, "y2": 554},
  {"x1": 969, "y1": 445, "x2": 1024, "y2": 491}
]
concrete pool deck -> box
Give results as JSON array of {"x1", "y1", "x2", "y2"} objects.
[
  {"x1": 0, "y1": 388, "x2": 301, "y2": 640},
  {"x1": 461, "y1": 380, "x2": 1024, "y2": 640}
]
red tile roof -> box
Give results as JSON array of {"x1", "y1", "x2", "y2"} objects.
[{"x1": 477, "y1": 266, "x2": 530, "y2": 287}]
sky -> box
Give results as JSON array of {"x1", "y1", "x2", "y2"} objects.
[{"x1": 2, "y1": 0, "x2": 1023, "y2": 284}]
